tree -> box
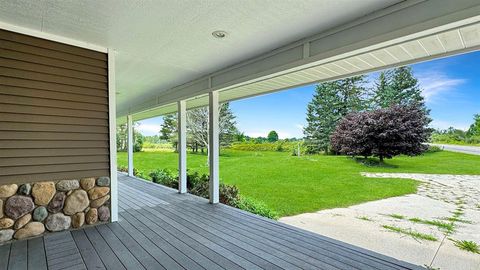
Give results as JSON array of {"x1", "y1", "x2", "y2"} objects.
[
  {"x1": 160, "y1": 114, "x2": 177, "y2": 140},
  {"x1": 304, "y1": 76, "x2": 368, "y2": 153},
  {"x1": 373, "y1": 66, "x2": 426, "y2": 111},
  {"x1": 115, "y1": 123, "x2": 144, "y2": 152},
  {"x1": 267, "y1": 131, "x2": 279, "y2": 142},
  {"x1": 331, "y1": 105, "x2": 431, "y2": 162},
  {"x1": 467, "y1": 114, "x2": 480, "y2": 137},
  {"x1": 186, "y1": 102, "x2": 238, "y2": 152}
]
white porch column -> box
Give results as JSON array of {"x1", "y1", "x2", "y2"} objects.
[
  {"x1": 108, "y1": 49, "x2": 118, "y2": 222},
  {"x1": 127, "y1": 114, "x2": 134, "y2": 177},
  {"x1": 177, "y1": 100, "x2": 187, "y2": 194},
  {"x1": 208, "y1": 91, "x2": 220, "y2": 204}
]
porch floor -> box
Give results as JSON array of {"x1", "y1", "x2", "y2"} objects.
[{"x1": 0, "y1": 173, "x2": 423, "y2": 270}]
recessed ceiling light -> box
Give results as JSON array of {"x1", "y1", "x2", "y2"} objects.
[{"x1": 212, "y1": 30, "x2": 228, "y2": 39}]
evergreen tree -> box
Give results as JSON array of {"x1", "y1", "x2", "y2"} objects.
[
  {"x1": 374, "y1": 66, "x2": 426, "y2": 110},
  {"x1": 467, "y1": 114, "x2": 480, "y2": 137},
  {"x1": 304, "y1": 76, "x2": 367, "y2": 153},
  {"x1": 160, "y1": 114, "x2": 177, "y2": 140}
]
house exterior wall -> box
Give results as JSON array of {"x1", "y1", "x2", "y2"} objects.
[{"x1": 0, "y1": 29, "x2": 112, "y2": 243}]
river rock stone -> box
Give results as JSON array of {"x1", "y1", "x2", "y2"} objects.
[
  {"x1": 5, "y1": 196, "x2": 34, "y2": 219},
  {"x1": 33, "y1": 206, "x2": 48, "y2": 222},
  {"x1": 98, "y1": 206, "x2": 110, "y2": 222},
  {"x1": 86, "y1": 208, "x2": 98, "y2": 225},
  {"x1": 0, "y1": 229, "x2": 14, "y2": 242},
  {"x1": 63, "y1": 190, "x2": 89, "y2": 215},
  {"x1": 56, "y1": 180, "x2": 80, "y2": 192},
  {"x1": 31, "y1": 182, "x2": 55, "y2": 205},
  {"x1": 17, "y1": 184, "x2": 31, "y2": 196},
  {"x1": 88, "y1": 187, "x2": 110, "y2": 200},
  {"x1": 80, "y1": 177, "x2": 96, "y2": 190},
  {"x1": 47, "y1": 192, "x2": 66, "y2": 213},
  {"x1": 90, "y1": 195, "x2": 110, "y2": 208},
  {"x1": 71, "y1": 212, "x2": 85, "y2": 228},
  {"x1": 0, "y1": 199, "x2": 3, "y2": 219},
  {"x1": 0, "y1": 218, "x2": 14, "y2": 229},
  {"x1": 0, "y1": 184, "x2": 18, "y2": 198},
  {"x1": 14, "y1": 222, "x2": 45, "y2": 240},
  {"x1": 14, "y1": 213, "x2": 31, "y2": 230},
  {"x1": 96, "y1": 177, "x2": 110, "y2": 187},
  {"x1": 45, "y1": 213, "x2": 71, "y2": 232}
]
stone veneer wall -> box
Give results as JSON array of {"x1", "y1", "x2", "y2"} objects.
[{"x1": 0, "y1": 177, "x2": 111, "y2": 244}]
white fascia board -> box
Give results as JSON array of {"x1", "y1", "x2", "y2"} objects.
[
  {"x1": 0, "y1": 20, "x2": 107, "y2": 53},
  {"x1": 119, "y1": 0, "x2": 480, "y2": 118}
]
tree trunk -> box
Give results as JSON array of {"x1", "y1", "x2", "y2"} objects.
[{"x1": 379, "y1": 156, "x2": 384, "y2": 163}]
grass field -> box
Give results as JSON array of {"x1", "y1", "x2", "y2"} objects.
[{"x1": 118, "y1": 150, "x2": 480, "y2": 217}]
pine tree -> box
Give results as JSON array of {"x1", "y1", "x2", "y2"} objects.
[
  {"x1": 160, "y1": 114, "x2": 177, "y2": 140},
  {"x1": 374, "y1": 66, "x2": 426, "y2": 110},
  {"x1": 304, "y1": 76, "x2": 367, "y2": 153}
]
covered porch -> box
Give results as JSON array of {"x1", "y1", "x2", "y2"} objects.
[{"x1": 0, "y1": 173, "x2": 422, "y2": 270}]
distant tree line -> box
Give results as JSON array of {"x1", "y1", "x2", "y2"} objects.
[{"x1": 431, "y1": 114, "x2": 480, "y2": 145}]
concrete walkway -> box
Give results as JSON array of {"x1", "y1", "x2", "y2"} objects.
[
  {"x1": 281, "y1": 173, "x2": 480, "y2": 270},
  {"x1": 431, "y1": 144, "x2": 480, "y2": 155}
]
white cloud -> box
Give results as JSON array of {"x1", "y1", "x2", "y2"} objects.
[
  {"x1": 136, "y1": 123, "x2": 160, "y2": 135},
  {"x1": 416, "y1": 71, "x2": 465, "y2": 103}
]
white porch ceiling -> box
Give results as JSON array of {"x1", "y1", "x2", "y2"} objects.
[
  {"x1": 0, "y1": 0, "x2": 401, "y2": 112},
  {"x1": 124, "y1": 20, "x2": 480, "y2": 123}
]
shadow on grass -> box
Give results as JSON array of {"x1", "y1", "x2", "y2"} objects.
[{"x1": 353, "y1": 157, "x2": 399, "y2": 168}]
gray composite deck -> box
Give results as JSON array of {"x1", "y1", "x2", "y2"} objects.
[{"x1": 0, "y1": 173, "x2": 424, "y2": 270}]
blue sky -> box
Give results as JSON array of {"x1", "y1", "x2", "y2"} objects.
[{"x1": 137, "y1": 51, "x2": 480, "y2": 138}]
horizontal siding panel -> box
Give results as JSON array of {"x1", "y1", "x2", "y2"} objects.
[
  {"x1": 0, "y1": 57, "x2": 107, "y2": 82},
  {"x1": 0, "y1": 29, "x2": 110, "y2": 185},
  {"x1": 0, "y1": 170, "x2": 110, "y2": 184},
  {"x1": 0, "y1": 122, "x2": 108, "y2": 133},
  {"x1": 0, "y1": 112, "x2": 108, "y2": 126},
  {"x1": 0, "y1": 30, "x2": 106, "y2": 61},
  {"x1": 0, "y1": 48, "x2": 107, "y2": 75},
  {"x1": 0, "y1": 155, "x2": 109, "y2": 167},
  {"x1": 0, "y1": 39, "x2": 106, "y2": 68},
  {"x1": 0, "y1": 140, "x2": 108, "y2": 149},
  {"x1": 0, "y1": 103, "x2": 108, "y2": 119},
  {"x1": 0, "y1": 163, "x2": 110, "y2": 176},
  {"x1": 0, "y1": 67, "x2": 107, "y2": 90},
  {"x1": 0, "y1": 93, "x2": 108, "y2": 112},
  {"x1": 0, "y1": 85, "x2": 108, "y2": 105},
  {"x1": 0, "y1": 131, "x2": 108, "y2": 141},
  {"x1": 0, "y1": 76, "x2": 107, "y2": 97},
  {"x1": 0, "y1": 148, "x2": 109, "y2": 158}
]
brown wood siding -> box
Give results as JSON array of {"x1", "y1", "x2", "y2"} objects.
[{"x1": 0, "y1": 29, "x2": 110, "y2": 184}]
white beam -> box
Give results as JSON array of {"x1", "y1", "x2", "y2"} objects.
[
  {"x1": 177, "y1": 100, "x2": 187, "y2": 194},
  {"x1": 127, "y1": 115, "x2": 134, "y2": 177},
  {"x1": 108, "y1": 49, "x2": 118, "y2": 222},
  {"x1": 208, "y1": 91, "x2": 219, "y2": 204},
  {"x1": 117, "y1": 0, "x2": 480, "y2": 118}
]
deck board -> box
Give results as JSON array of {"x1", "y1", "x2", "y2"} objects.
[{"x1": 0, "y1": 172, "x2": 424, "y2": 269}]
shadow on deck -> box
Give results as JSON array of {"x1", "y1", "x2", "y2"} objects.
[{"x1": 0, "y1": 173, "x2": 424, "y2": 270}]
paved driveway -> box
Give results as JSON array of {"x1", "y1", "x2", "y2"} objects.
[
  {"x1": 431, "y1": 144, "x2": 480, "y2": 155},
  {"x1": 281, "y1": 173, "x2": 480, "y2": 270}
]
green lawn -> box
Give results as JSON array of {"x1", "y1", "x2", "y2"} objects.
[{"x1": 118, "y1": 150, "x2": 480, "y2": 217}]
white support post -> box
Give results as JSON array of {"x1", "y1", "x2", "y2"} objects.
[
  {"x1": 108, "y1": 48, "x2": 118, "y2": 222},
  {"x1": 177, "y1": 100, "x2": 187, "y2": 194},
  {"x1": 127, "y1": 114, "x2": 134, "y2": 177},
  {"x1": 208, "y1": 91, "x2": 220, "y2": 204}
]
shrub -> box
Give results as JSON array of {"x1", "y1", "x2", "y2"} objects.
[
  {"x1": 230, "y1": 141, "x2": 297, "y2": 152},
  {"x1": 425, "y1": 145, "x2": 443, "y2": 153},
  {"x1": 149, "y1": 169, "x2": 177, "y2": 187},
  {"x1": 234, "y1": 197, "x2": 279, "y2": 220}
]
